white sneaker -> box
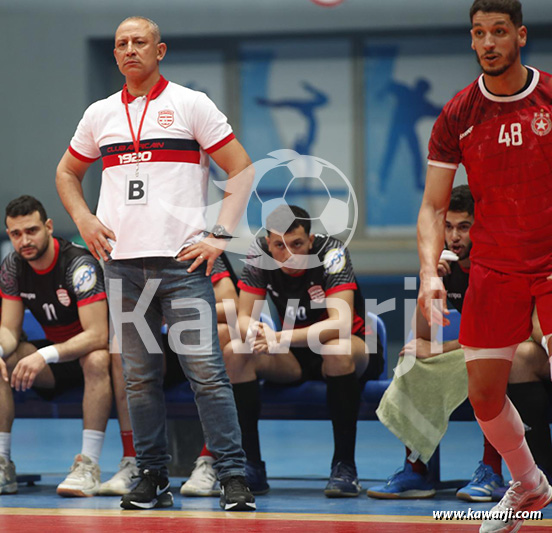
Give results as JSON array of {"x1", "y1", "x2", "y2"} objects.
[
  {"x1": 57, "y1": 454, "x2": 101, "y2": 497},
  {"x1": 480, "y1": 470, "x2": 552, "y2": 533},
  {"x1": 0, "y1": 456, "x2": 17, "y2": 494},
  {"x1": 180, "y1": 456, "x2": 220, "y2": 497},
  {"x1": 99, "y1": 456, "x2": 140, "y2": 496}
]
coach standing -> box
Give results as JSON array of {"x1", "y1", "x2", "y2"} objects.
[{"x1": 56, "y1": 16, "x2": 255, "y2": 512}]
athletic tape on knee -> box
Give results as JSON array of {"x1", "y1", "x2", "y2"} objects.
[
  {"x1": 477, "y1": 397, "x2": 525, "y2": 454},
  {"x1": 463, "y1": 344, "x2": 517, "y2": 362}
]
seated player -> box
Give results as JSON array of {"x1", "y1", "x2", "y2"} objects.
[
  {"x1": 223, "y1": 204, "x2": 384, "y2": 497},
  {"x1": 101, "y1": 254, "x2": 239, "y2": 496},
  {"x1": 0, "y1": 195, "x2": 112, "y2": 497},
  {"x1": 367, "y1": 185, "x2": 552, "y2": 501}
]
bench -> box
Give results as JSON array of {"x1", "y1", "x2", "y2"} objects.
[{"x1": 14, "y1": 311, "x2": 390, "y2": 421}]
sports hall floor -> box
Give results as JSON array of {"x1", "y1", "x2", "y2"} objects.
[{"x1": 1, "y1": 419, "x2": 551, "y2": 532}]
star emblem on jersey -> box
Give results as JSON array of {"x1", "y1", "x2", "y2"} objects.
[
  {"x1": 56, "y1": 288, "x2": 71, "y2": 307},
  {"x1": 158, "y1": 110, "x2": 174, "y2": 128},
  {"x1": 531, "y1": 109, "x2": 552, "y2": 136}
]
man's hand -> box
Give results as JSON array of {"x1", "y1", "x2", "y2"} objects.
[
  {"x1": 247, "y1": 321, "x2": 269, "y2": 355},
  {"x1": 177, "y1": 236, "x2": 224, "y2": 276},
  {"x1": 11, "y1": 352, "x2": 47, "y2": 391},
  {"x1": 437, "y1": 258, "x2": 452, "y2": 277},
  {"x1": 437, "y1": 250, "x2": 459, "y2": 276},
  {"x1": 418, "y1": 274, "x2": 450, "y2": 327},
  {"x1": 77, "y1": 213, "x2": 116, "y2": 262},
  {"x1": 400, "y1": 338, "x2": 443, "y2": 360},
  {"x1": 245, "y1": 321, "x2": 280, "y2": 356}
]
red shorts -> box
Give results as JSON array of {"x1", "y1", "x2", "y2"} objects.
[{"x1": 459, "y1": 262, "x2": 552, "y2": 349}]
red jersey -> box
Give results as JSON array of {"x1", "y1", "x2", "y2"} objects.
[{"x1": 428, "y1": 67, "x2": 552, "y2": 275}]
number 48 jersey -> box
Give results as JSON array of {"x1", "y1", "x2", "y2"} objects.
[
  {"x1": 428, "y1": 67, "x2": 552, "y2": 275},
  {"x1": 0, "y1": 238, "x2": 106, "y2": 342}
]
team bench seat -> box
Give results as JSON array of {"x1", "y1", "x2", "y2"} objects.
[
  {"x1": 12, "y1": 380, "x2": 401, "y2": 420},
  {"x1": 15, "y1": 309, "x2": 478, "y2": 424},
  {"x1": 14, "y1": 311, "x2": 391, "y2": 421},
  {"x1": 14, "y1": 308, "x2": 479, "y2": 423},
  {"x1": 13, "y1": 379, "x2": 394, "y2": 421}
]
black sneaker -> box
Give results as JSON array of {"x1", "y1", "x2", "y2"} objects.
[
  {"x1": 324, "y1": 461, "x2": 361, "y2": 498},
  {"x1": 120, "y1": 468, "x2": 174, "y2": 510},
  {"x1": 220, "y1": 476, "x2": 256, "y2": 511}
]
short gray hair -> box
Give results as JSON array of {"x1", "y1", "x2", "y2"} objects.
[{"x1": 117, "y1": 16, "x2": 161, "y2": 43}]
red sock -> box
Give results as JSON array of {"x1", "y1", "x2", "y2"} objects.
[
  {"x1": 483, "y1": 435, "x2": 502, "y2": 476},
  {"x1": 199, "y1": 444, "x2": 216, "y2": 459},
  {"x1": 406, "y1": 447, "x2": 427, "y2": 475},
  {"x1": 121, "y1": 431, "x2": 136, "y2": 458}
]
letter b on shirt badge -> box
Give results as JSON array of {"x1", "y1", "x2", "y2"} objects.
[{"x1": 126, "y1": 174, "x2": 148, "y2": 205}]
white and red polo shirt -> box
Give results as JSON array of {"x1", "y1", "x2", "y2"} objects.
[{"x1": 69, "y1": 76, "x2": 235, "y2": 259}]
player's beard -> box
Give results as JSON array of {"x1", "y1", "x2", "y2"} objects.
[
  {"x1": 457, "y1": 242, "x2": 472, "y2": 261},
  {"x1": 476, "y1": 43, "x2": 519, "y2": 77},
  {"x1": 18, "y1": 237, "x2": 50, "y2": 262}
]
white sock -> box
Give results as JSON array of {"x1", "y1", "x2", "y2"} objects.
[
  {"x1": 81, "y1": 429, "x2": 105, "y2": 465},
  {"x1": 477, "y1": 398, "x2": 540, "y2": 489},
  {"x1": 0, "y1": 432, "x2": 11, "y2": 461}
]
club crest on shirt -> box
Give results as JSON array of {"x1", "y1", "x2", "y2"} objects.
[
  {"x1": 323, "y1": 248, "x2": 346, "y2": 274},
  {"x1": 73, "y1": 264, "x2": 97, "y2": 294},
  {"x1": 531, "y1": 109, "x2": 552, "y2": 136},
  {"x1": 158, "y1": 109, "x2": 174, "y2": 128},
  {"x1": 308, "y1": 284, "x2": 325, "y2": 303},
  {"x1": 56, "y1": 288, "x2": 71, "y2": 307}
]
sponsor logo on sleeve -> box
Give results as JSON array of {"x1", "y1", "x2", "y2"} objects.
[
  {"x1": 323, "y1": 248, "x2": 346, "y2": 274},
  {"x1": 72, "y1": 264, "x2": 97, "y2": 294}
]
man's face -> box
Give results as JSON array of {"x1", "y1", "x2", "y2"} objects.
[
  {"x1": 445, "y1": 210, "x2": 473, "y2": 261},
  {"x1": 471, "y1": 11, "x2": 526, "y2": 77},
  {"x1": 113, "y1": 19, "x2": 166, "y2": 80},
  {"x1": 6, "y1": 211, "x2": 52, "y2": 263},
  {"x1": 266, "y1": 226, "x2": 314, "y2": 275}
]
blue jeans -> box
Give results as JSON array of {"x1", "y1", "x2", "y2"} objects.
[{"x1": 104, "y1": 257, "x2": 245, "y2": 479}]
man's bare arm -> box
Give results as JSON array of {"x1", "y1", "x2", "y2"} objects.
[
  {"x1": 10, "y1": 300, "x2": 109, "y2": 391},
  {"x1": 417, "y1": 165, "x2": 456, "y2": 326},
  {"x1": 56, "y1": 150, "x2": 115, "y2": 261},
  {"x1": 179, "y1": 139, "x2": 254, "y2": 274},
  {"x1": 0, "y1": 298, "x2": 25, "y2": 359}
]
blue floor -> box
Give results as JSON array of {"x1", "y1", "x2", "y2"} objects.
[
  {"x1": 9, "y1": 418, "x2": 485, "y2": 479},
  {"x1": 4, "y1": 419, "x2": 552, "y2": 519}
]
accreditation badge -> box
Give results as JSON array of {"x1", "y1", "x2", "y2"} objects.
[{"x1": 125, "y1": 173, "x2": 149, "y2": 205}]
